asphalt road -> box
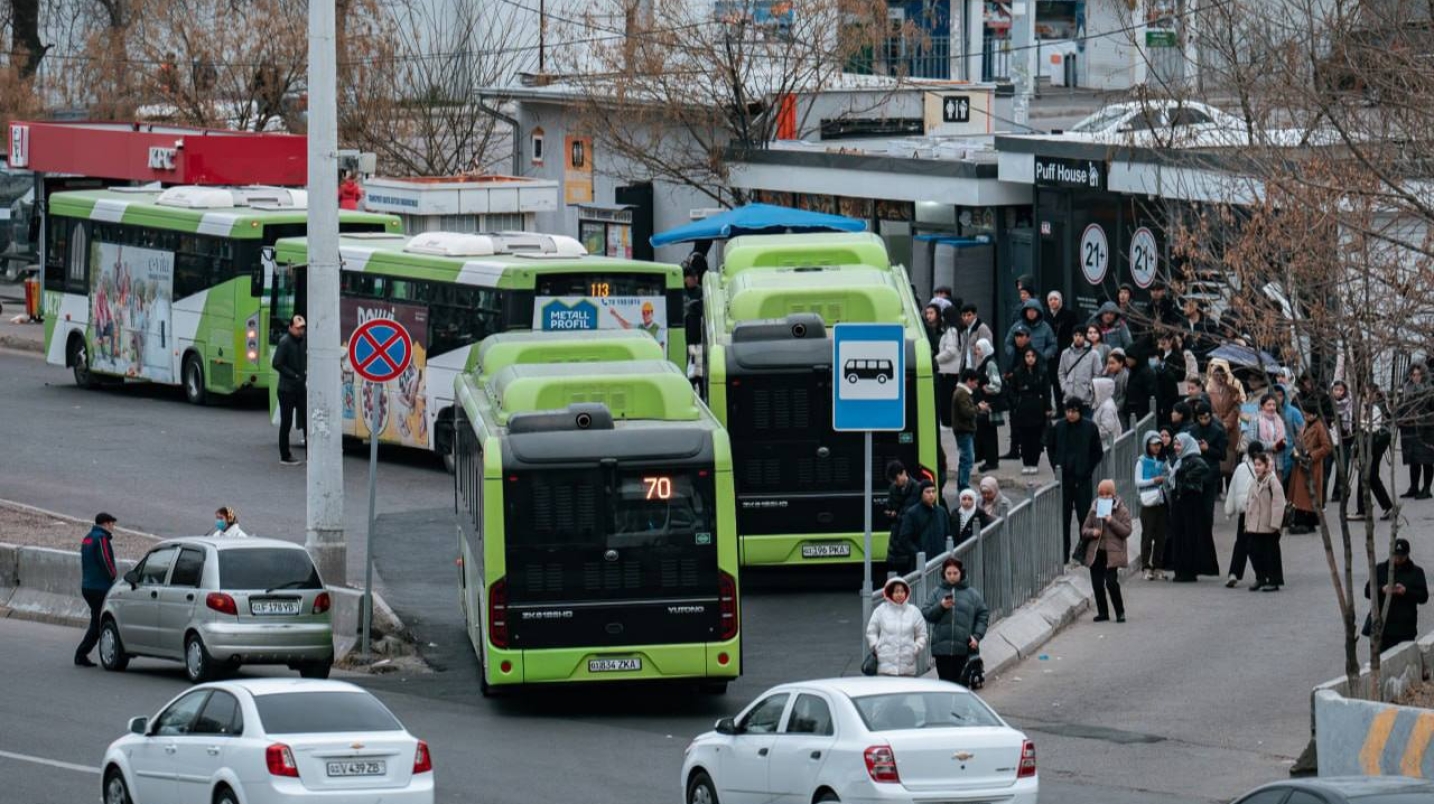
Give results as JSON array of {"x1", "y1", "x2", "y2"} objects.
[{"x1": 0, "y1": 345, "x2": 1391, "y2": 804}]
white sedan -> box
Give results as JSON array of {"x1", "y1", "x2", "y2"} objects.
[
  {"x1": 681, "y1": 677, "x2": 1037, "y2": 804},
  {"x1": 101, "y1": 679, "x2": 434, "y2": 804}
]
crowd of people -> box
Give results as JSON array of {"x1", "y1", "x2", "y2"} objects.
[{"x1": 884, "y1": 275, "x2": 1433, "y2": 678}]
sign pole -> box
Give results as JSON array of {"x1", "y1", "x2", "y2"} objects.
[
  {"x1": 861, "y1": 430, "x2": 874, "y2": 647},
  {"x1": 362, "y1": 381, "x2": 380, "y2": 659}
]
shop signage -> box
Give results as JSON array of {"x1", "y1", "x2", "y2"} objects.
[
  {"x1": 147, "y1": 147, "x2": 177, "y2": 170},
  {"x1": 1146, "y1": 30, "x2": 1178, "y2": 48},
  {"x1": 1080, "y1": 223, "x2": 1109, "y2": 285},
  {"x1": 1034, "y1": 155, "x2": 1105, "y2": 190},
  {"x1": 8, "y1": 124, "x2": 29, "y2": 168}
]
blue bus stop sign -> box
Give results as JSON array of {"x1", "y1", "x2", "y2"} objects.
[{"x1": 832, "y1": 323, "x2": 906, "y2": 432}]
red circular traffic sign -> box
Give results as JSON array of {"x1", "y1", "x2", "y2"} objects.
[{"x1": 348, "y1": 319, "x2": 413, "y2": 383}]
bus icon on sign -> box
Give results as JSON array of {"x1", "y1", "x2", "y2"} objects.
[{"x1": 844, "y1": 358, "x2": 893, "y2": 385}]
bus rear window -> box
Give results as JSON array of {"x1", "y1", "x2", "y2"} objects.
[{"x1": 506, "y1": 469, "x2": 714, "y2": 548}]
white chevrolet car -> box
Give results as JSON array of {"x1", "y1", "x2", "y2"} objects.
[
  {"x1": 681, "y1": 677, "x2": 1036, "y2": 804},
  {"x1": 101, "y1": 679, "x2": 434, "y2": 804}
]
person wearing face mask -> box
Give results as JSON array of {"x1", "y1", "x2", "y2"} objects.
[
  {"x1": 866, "y1": 577, "x2": 928, "y2": 677},
  {"x1": 922, "y1": 558, "x2": 989, "y2": 684},
  {"x1": 211, "y1": 506, "x2": 248, "y2": 538},
  {"x1": 1078, "y1": 479, "x2": 1133, "y2": 622}
]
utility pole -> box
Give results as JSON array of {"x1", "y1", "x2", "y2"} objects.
[
  {"x1": 539, "y1": 0, "x2": 547, "y2": 74},
  {"x1": 306, "y1": 0, "x2": 346, "y2": 584}
]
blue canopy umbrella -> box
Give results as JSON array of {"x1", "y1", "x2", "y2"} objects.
[
  {"x1": 649, "y1": 203, "x2": 867, "y2": 247},
  {"x1": 1208, "y1": 343, "x2": 1282, "y2": 372}
]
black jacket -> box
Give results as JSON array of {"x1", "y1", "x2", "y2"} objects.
[
  {"x1": 1187, "y1": 419, "x2": 1229, "y2": 485},
  {"x1": 1152, "y1": 350, "x2": 1185, "y2": 411},
  {"x1": 1009, "y1": 366, "x2": 1050, "y2": 428},
  {"x1": 1046, "y1": 307, "x2": 1077, "y2": 352},
  {"x1": 1365, "y1": 559, "x2": 1429, "y2": 646},
  {"x1": 272, "y1": 333, "x2": 307, "y2": 394},
  {"x1": 922, "y1": 581, "x2": 990, "y2": 657},
  {"x1": 1123, "y1": 361, "x2": 1155, "y2": 419},
  {"x1": 898, "y1": 501, "x2": 953, "y2": 561},
  {"x1": 1045, "y1": 416, "x2": 1103, "y2": 481},
  {"x1": 683, "y1": 285, "x2": 703, "y2": 348}
]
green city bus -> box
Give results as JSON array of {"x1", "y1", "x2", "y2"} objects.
[
  {"x1": 701, "y1": 231, "x2": 939, "y2": 567},
  {"x1": 453, "y1": 334, "x2": 740, "y2": 694},
  {"x1": 265, "y1": 231, "x2": 684, "y2": 465},
  {"x1": 42, "y1": 185, "x2": 401, "y2": 402}
]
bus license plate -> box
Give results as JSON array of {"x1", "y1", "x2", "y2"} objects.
[
  {"x1": 327, "y1": 760, "x2": 385, "y2": 777},
  {"x1": 802, "y1": 543, "x2": 852, "y2": 558},
  {"x1": 250, "y1": 600, "x2": 301, "y2": 615},
  {"x1": 589, "y1": 658, "x2": 641, "y2": 673}
]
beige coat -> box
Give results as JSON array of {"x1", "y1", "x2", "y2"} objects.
[
  {"x1": 1244, "y1": 472, "x2": 1286, "y2": 534},
  {"x1": 1079, "y1": 497, "x2": 1134, "y2": 569}
]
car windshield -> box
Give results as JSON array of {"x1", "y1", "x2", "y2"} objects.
[
  {"x1": 851, "y1": 691, "x2": 1003, "y2": 731},
  {"x1": 253, "y1": 692, "x2": 403, "y2": 734},
  {"x1": 218, "y1": 548, "x2": 321, "y2": 590},
  {"x1": 1069, "y1": 106, "x2": 1130, "y2": 133}
]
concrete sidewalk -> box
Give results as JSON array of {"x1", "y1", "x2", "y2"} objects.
[{"x1": 979, "y1": 469, "x2": 1434, "y2": 802}]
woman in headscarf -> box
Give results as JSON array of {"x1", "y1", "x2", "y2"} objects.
[
  {"x1": 952, "y1": 488, "x2": 991, "y2": 542},
  {"x1": 1397, "y1": 363, "x2": 1434, "y2": 500},
  {"x1": 978, "y1": 476, "x2": 1012, "y2": 521},
  {"x1": 1329, "y1": 379, "x2": 1355, "y2": 505},
  {"x1": 1135, "y1": 430, "x2": 1169, "y2": 580},
  {"x1": 1287, "y1": 400, "x2": 1332, "y2": 534},
  {"x1": 1245, "y1": 392, "x2": 1289, "y2": 482},
  {"x1": 1273, "y1": 383, "x2": 1306, "y2": 483},
  {"x1": 1205, "y1": 358, "x2": 1246, "y2": 484},
  {"x1": 1009, "y1": 346, "x2": 1050, "y2": 476},
  {"x1": 1164, "y1": 432, "x2": 1220, "y2": 582},
  {"x1": 973, "y1": 338, "x2": 1004, "y2": 472}
]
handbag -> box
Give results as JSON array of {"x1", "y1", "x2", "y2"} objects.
[{"x1": 861, "y1": 650, "x2": 879, "y2": 677}]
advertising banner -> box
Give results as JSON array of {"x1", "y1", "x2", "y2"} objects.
[
  {"x1": 89, "y1": 241, "x2": 174, "y2": 382},
  {"x1": 341, "y1": 298, "x2": 430, "y2": 447},
  {"x1": 564, "y1": 135, "x2": 593, "y2": 205},
  {"x1": 534, "y1": 295, "x2": 667, "y2": 355}
]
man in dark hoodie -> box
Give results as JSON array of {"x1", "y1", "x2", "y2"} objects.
[
  {"x1": 1006, "y1": 299, "x2": 1057, "y2": 367},
  {"x1": 1047, "y1": 398, "x2": 1104, "y2": 560},
  {"x1": 75, "y1": 513, "x2": 119, "y2": 666},
  {"x1": 896, "y1": 481, "x2": 951, "y2": 570},
  {"x1": 1123, "y1": 349, "x2": 1156, "y2": 422}
]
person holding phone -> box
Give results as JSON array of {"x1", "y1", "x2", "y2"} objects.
[
  {"x1": 1078, "y1": 479, "x2": 1133, "y2": 622},
  {"x1": 922, "y1": 558, "x2": 989, "y2": 684}
]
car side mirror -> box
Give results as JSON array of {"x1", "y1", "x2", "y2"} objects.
[
  {"x1": 715, "y1": 717, "x2": 742, "y2": 735},
  {"x1": 128, "y1": 716, "x2": 148, "y2": 735},
  {"x1": 123, "y1": 569, "x2": 139, "y2": 589}
]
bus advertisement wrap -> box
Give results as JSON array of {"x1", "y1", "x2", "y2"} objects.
[
  {"x1": 534, "y1": 295, "x2": 667, "y2": 355},
  {"x1": 89, "y1": 241, "x2": 174, "y2": 383},
  {"x1": 341, "y1": 298, "x2": 430, "y2": 448}
]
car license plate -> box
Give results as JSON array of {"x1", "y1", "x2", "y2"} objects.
[
  {"x1": 327, "y1": 760, "x2": 385, "y2": 777},
  {"x1": 588, "y1": 658, "x2": 641, "y2": 673},
  {"x1": 250, "y1": 599, "x2": 301, "y2": 615},
  {"x1": 801, "y1": 543, "x2": 852, "y2": 558}
]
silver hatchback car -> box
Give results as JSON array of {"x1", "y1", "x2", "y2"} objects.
[{"x1": 98, "y1": 536, "x2": 334, "y2": 683}]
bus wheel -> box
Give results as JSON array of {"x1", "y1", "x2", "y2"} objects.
[
  {"x1": 183, "y1": 354, "x2": 207, "y2": 405},
  {"x1": 70, "y1": 336, "x2": 97, "y2": 389}
]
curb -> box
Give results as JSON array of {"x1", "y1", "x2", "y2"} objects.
[
  {"x1": 0, "y1": 327, "x2": 43, "y2": 354},
  {"x1": 0, "y1": 496, "x2": 166, "y2": 543}
]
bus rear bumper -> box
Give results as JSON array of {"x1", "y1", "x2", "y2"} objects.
[
  {"x1": 486, "y1": 638, "x2": 741, "y2": 687},
  {"x1": 740, "y1": 533, "x2": 890, "y2": 567}
]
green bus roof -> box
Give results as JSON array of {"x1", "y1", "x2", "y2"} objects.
[
  {"x1": 48, "y1": 187, "x2": 400, "y2": 238},
  {"x1": 476, "y1": 331, "x2": 667, "y2": 383},
  {"x1": 721, "y1": 232, "x2": 890, "y2": 276},
  {"x1": 724, "y1": 266, "x2": 906, "y2": 324},
  {"x1": 489, "y1": 361, "x2": 700, "y2": 424},
  {"x1": 274, "y1": 233, "x2": 682, "y2": 289}
]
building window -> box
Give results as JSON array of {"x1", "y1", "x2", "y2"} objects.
[{"x1": 531, "y1": 128, "x2": 545, "y2": 165}]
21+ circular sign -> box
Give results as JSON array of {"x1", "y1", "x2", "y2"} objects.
[
  {"x1": 1080, "y1": 223, "x2": 1109, "y2": 285},
  {"x1": 348, "y1": 319, "x2": 413, "y2": 383},
  {"x1": 1130, "y1": 226, "x2": 1159, "y2": 288}
]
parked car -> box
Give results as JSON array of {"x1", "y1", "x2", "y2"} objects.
[
  {"x1": 101, "y1": 679, "x2": 434, "y2": 804},
  {"x1": 98, "y1": 536, "x2": 333, "y2": 683},
  {"x1": 681, "y1": 676, "x2": 1037, "y2": 804},
  {"x1": 1066, "y1": 100, "x2": 1250, "y2": 146},
  {"x1": 1229, "y1": 776, "x2": 1434, "y2": 803}
]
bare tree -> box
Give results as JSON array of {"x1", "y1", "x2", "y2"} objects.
[{"x1": 7, "y1": 0, "x2": 49, "y2": 79}]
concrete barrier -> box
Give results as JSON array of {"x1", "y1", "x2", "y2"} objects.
[
  {"x1": 1316, "y1": 689, "x2": 1434, "y2": 777},
  {"x1": 0, "y1": 542, "x2": 19, "y2": 606}
]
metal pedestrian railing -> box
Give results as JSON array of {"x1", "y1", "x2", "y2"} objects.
[{"x1": 861, "y1": 413, "x2": 1155, "y2": 670}]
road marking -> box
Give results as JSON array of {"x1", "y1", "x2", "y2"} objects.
[
  {"x1": 1359, "y1": 708, "x2": 1399, "y2": 774},
  {"x1": 0, "y1": 748, "x2": 101, "y2": 775},
  {"x1": 1400, "y1": 711, "x2": 1434, "y2": 776}
]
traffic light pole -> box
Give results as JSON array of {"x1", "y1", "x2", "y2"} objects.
[{"x1": 305, "y1": 0, "x2": 346, "y2": 585}]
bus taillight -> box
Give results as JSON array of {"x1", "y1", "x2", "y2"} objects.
[
  {"x1": 488, "y1": 577, "x2": 509, "y2": 648},
  {"x1": 918, "y1": 465, "x2": 935, "y2": 483},
  {"x1": 718, "y1": 571, "x2": 738, "y2": 641}
]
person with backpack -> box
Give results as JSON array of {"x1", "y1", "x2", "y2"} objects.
[{"x1": 922, "y1": 558, "x2": 989, "y2": 686}]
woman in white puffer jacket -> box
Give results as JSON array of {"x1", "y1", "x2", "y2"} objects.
[{"x1": 865, "y1": 576, "x2": 928, "y2": 676}]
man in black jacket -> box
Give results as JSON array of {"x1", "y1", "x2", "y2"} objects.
[
  {"x1": 1365, "y1": 538, "x2": 1429, "y2": 650},
  {"x1": 1047, "y1": 398, "x2": 1104, "y2": 561},
  {"x1": 272, "y1": 315, "x2": 307, "y2": 465}
]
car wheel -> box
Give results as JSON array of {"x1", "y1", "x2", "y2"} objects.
[
  {"x1": 687, "y1": 770, "x2": 719, "y2": 804},
  {"x1": 99, "y1": 619, "x2": 129, "y2": 672},
  {"x1": 214, "y1": 785, "x2": 239, "y2": 804},
  {"x1": 70, "y1": 337, "x2": 97, "y2": 389},
  {"x1": 183, "y1": 354, "x2": 207, "y2": 405},
  {"x1": 185, "y1": 634, "x2": 215, "y2": 683},
  {"x1": 299, "y1": 660, "x2": 332, "y2": 679},
  {"x1": 816, "y1": 791, "x2": 840, "y2": 803},
  {"x1": 103, "y1": 768, "x2": 132, "y2": 804}
]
